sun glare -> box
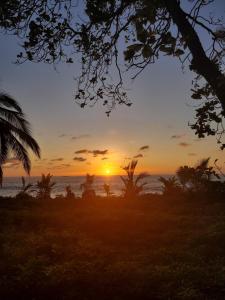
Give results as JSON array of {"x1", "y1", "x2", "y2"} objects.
[{"x1": 105, "y1": 169, "x2": 111, "y2": 175}]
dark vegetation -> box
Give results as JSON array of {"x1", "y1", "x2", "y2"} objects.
[
  {"x1": 1, "y1": 159, "x2": 225, "y2": 299},
  {"x1": 0, "y1": 92, "x2": 40, "y2": 184},
  {"x1": 1, "y1": 192, "x2": 225, "y2": 299}
]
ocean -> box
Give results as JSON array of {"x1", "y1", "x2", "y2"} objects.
[{"x1": 0, "y1": 175, "x2": 170, "y2": 197}]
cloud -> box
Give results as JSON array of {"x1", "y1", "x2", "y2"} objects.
[
  {"x1": 139, "y1": 145, "x2": 149, "y2": 151},
  {"x1": 188, "y1": 153, "x2": 197, "y2": 156},
  {"x1": 71, "y1": 134, "x2": 90, "y2": 140},
  {"x1": 51, "y1": 158, "x2": 64, "y2": 162},
  {"x1": 58, "y1": 134, "x2": 67, "y2": 138},
  {"x1": 133, "y1": 154, "x2": 143, "y2": 158},
  {"x1": 5, "y1": 163, "x2": 20, "y2": 169},
  {"x1": 3, "y1": 161, "x2": 20, "y2": 168},
  {"x1": 167, "y1": 124, "x2": 173, "y2": 129},
  {"x1": 61, "y1": 164, "x2": 71, "y2": 167},
  {"x1": 74, "y1": 148, "x2": 109, "y2": 157},
  {"x1": 75, "y1": 149, "x2": 89, "y2": 154},
  {"x1": 73, "y1": 157, "x2": 87, "y2": 162},
  {"x1": 3, "y1": 158, "x2": 20, "y2": 168},
  {"x1": 35, "y1": 158, "x2": 47, "y2": 162},
  {"x1": 178, "y1": 142, "x2": 191, "y2": 147},
  {"x1": 101, "y1": 157, "x2": 108, "y2": 160},
  {"x1": 4, "y1": 158, "x2": 19, "y2": 164},
  {"x1": 171, "y1": 134, "x2": 185, "y2": 139},
  {"x1": 91, "y1": 149, "x2": 108, "y2": 157}
]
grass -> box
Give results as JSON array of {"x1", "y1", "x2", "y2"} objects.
[{"x1": 0, "y1": 195, "x2": 225, "y2": 299}]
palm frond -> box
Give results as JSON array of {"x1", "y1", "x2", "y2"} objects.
[
  {"x1": 0, "y1": 92, "x2": 40, "y2": 185},
  {"x1": 21, "y1": 176, "x2": 25, "y2": 188},
  {"x1": 0, "y1": 106, "x2": 31, "y2": 133},
  {"x1": 23, "y1": 183, "x2": 33, "y2": 193},
  {"x1": 196, "y1": 157, "x2": 210, "y2": 169},
  {"x1": 0, "y1": 117, "x2": 40, "y2": 158},
  {"x1": 0, "y1": 93, "x2": 23, "y2": 113},
  {"x1": 135, "y1": 172, "x2": 149, "y2": 185},
  {"x1": 7, "y1": 134, "x2": 31, "y2": 174},
  {"x1": 130, "y1": 160, "x2": 138, "y2": 172},
  {"x1": 0, "y1": 166, "x2": 2, "y2": 187},
  {"x1": 0, "y1": 132, "x2": 9, "y2": 163}
]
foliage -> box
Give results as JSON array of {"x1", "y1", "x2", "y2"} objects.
[
  {"x1": 158, "y1": 176, "x2": 181, "y2": 196},
  {"x1": 1, "y1": 1, "x2": 225, "y2": 146},
  {"x1": 1, "y1": 196, "x2": 225, "y2": 299},
  {"x1": 0, "y1": 92, "x2": 40, "y2": 185},
  {"x1": 16, "y1": 176, "x2": 34, "y2": 199},
  {"x1": 176, "y1": 166, "x2": 192, "y2": 190},
  {"x1": 176, "y1": 158, "x2": 220, "y2": 193},
  {"x1": 36, "y1": 173, "x2": 56, "y2": 199},
  {"x1": 121, "y1": 160, "x2": 149, "y2": 198},
  {"x1": 65, "y1": 185, "x2": 75, "y2": 199},
  {"x1": 103, "y1": 183, "x2": 111, "y2": 197},
  {"x1": 80, "y1": 174, "x2": 96, "y2": 199}
]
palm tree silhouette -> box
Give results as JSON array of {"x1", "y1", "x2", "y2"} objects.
[
  {"x1": 121, "y1": 160, "x2": 149, "y2": 198},
  {"x1": 0, "y1": 92, "x2": 41, "y2": 185}
]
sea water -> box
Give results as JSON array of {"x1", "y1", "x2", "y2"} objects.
[{"x1": 0, "y1": 175, "x2": 171, "y2": 197}]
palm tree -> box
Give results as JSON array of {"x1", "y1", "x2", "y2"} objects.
[
  {"x1": 103, "y1": 183, "x2": 111, "y2": 197},
  {"x1": 158, "y1": 176, "x2": 181, "y2": 196},
  {"x1": 80, "y1": 174, "x2": 96, "y2": 199},
  {"x1": 36, "y1": 173, "x2": 56, "y2": 199},
  {"x1": 176, "y1": 166, "x2": 194, "y2": 190},
  {"x1": 65, "y1": 185, "x2": 75, "y2": 199},
  {"x1": 177, "y1": 158, "x2": 220, "y2": 193},
  {"x1": 120, "y1": 160, "x2": 149, "y2": 198},
  {"x1": 16, "y1": 176, "x2": 34, "y2": 198},
  {"x1": 0, "y1": 92, "x2": 41, "y2": 185}
]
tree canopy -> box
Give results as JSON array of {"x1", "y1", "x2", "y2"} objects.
[
  {"x1": 0, "y1": 93, "x2": 41, "y2": 184},
  {"x1": 1, "y1": 0, "x2": 225, "y2": 148}
]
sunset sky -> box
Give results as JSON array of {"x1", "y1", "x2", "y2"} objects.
[{"x1": 1, "y1": 1, "x2": 225, "y2": 177}]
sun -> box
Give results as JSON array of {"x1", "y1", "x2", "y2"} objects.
[{"x1": 105, "y1": 168, "x2": 111, "y2": 175}]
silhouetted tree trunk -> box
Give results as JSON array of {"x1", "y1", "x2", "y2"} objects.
[{"x1": 165, "y1": 0, "x2": 225, "y2": 113}]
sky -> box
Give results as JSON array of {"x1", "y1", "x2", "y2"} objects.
[{"x1": 0, "y1": 0, "x2": 225, "y2": 177}]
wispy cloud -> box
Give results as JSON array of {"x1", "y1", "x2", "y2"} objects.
[
  {"x1": 3, "y1": 163, "x2": 20, "y2": 169},
  {"x1": 58, "y1": 134, "x2": 67, "y2": 138},
  {"x1": 188, "y1": 152, "x2": 197, "y2": 156},
  {"x1": 61, "y1": 164, "x2": 71, "y2": 167},
  {"x1": 101, "y1": 157, "x2": 108, "y2": 160},
  {"x1": 75, "y1": 149, "x2": 89, "y2": 154},
  {"x1": 4, "y1": 158, "x2": 19, "y2": 164},
  {"x1": 91, "y1": 149, "x2": 108, "y2": 157},
  {"x1": 171, "y1": 134, "x2": 185, "y2": 139},
  {"x1": 178, "y1": 142, "x2": 191, "y2": 147},
  {"x1": 51, "y1": 158, "x2": 64, "y2": 162},
  {"x1": 139, "y1": 145, "x2": 149, "y2": 151},
  {"x1": 74, "y1": 149, "x2": 109, "y2": 157},
  {"x1": 73, "y1": 157, "x2": 87, "y2": 162},
  {"x1": 134, "y1": 154, "x2": 143, "y2": 158},
  {"x1": 71, "y1": 134, "x2": 91, "y2": 140},
  {"x1": 3, "y1": 158, "x2": 20, "y2": 168},
  {"x1": 35, "y1": 158, "x2": 47, "y2": 162}
]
